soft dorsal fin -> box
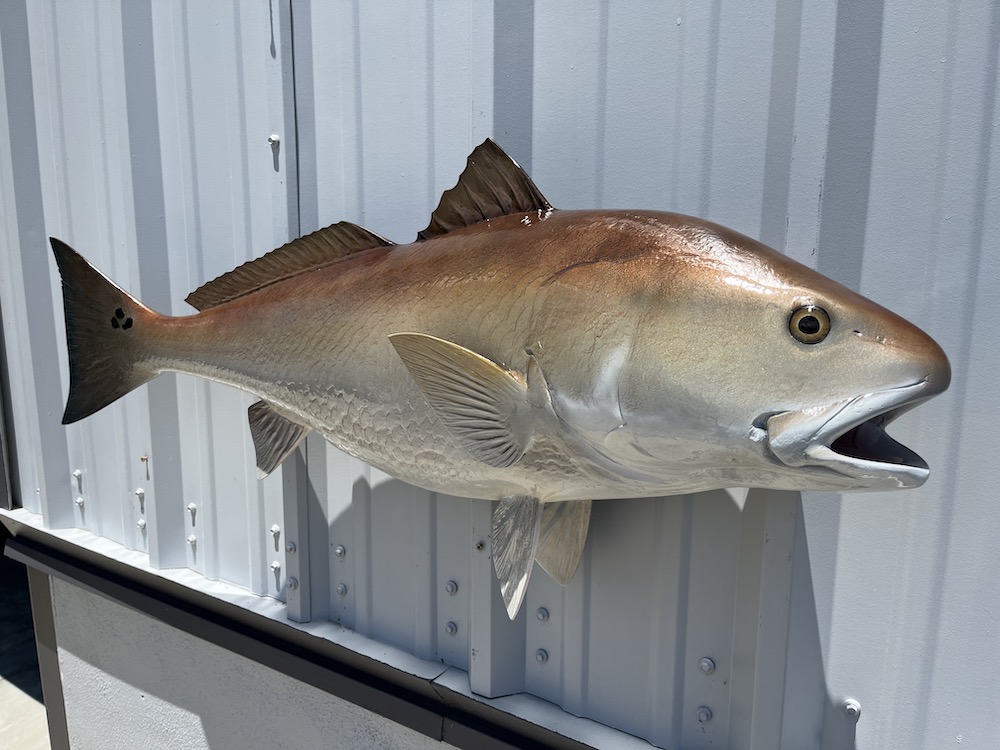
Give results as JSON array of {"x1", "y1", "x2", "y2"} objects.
[
  {"x1": 187, "y1": 222, "x2": 394, "y2": 310},
  {"x1": 417, "y1": 139, "x2": 553, "y2": 241}
]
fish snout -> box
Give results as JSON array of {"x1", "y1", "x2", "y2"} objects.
[
  {"x1": 871, "y1": 315, "x2": 951, "y2": 397},
  {"x1": 921, "y1": 337, "x2": 951, "y2": 397},
  {"x1": 898, "y1": 326, "x2": 951, "y2": 398}
]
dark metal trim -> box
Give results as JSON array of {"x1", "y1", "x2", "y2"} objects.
[{"x1": 2, "y1": 525, "x2": 598, "y2": 750}]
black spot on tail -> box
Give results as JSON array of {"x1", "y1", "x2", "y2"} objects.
[{"x1": 111, "y1": 307, "x2": 134, "y2": 331}]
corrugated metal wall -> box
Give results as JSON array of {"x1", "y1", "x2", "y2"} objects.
[{"x1": 1, "y1": 1, "x2": 997, "y2": 748}]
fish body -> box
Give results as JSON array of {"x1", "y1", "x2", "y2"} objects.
[{"x1": 51, "y1": 140, "x2": 950, "y2": 617}]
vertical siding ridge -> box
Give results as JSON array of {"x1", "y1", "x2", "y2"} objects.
[{"x1": 815, "y1": 0, "x2": 885, "y2": 291}]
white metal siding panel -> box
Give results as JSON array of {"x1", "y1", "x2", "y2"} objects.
[
  {"x1": 1, "y1": 1, "x2": 997, "y2": 749},
  {"x1": 1, "y1": 0, "x2": 297, "y2": 598}
]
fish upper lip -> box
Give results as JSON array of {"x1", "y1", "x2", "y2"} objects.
[{"x1": 763, "y1": 379, "x2": 935, "y2": 486}]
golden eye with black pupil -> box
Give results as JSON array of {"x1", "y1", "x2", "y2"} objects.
[{"x1": 789, "y1": 305, "x2": 831, "y2": 344}]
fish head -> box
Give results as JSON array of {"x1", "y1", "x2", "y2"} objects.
[{"x1": 605, "y1": 214, "x2": 950, "y2": 492}]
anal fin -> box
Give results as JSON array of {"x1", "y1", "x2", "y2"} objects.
[
  {"x1": 248, "y1": 400, "x2": 312, "y2": 479},
  {"x1": 491, "y1": 495, "x2": 541, "y2": 619},
  {"x1": 536, "y1": 500, "x2": 591, "y2": 586}
]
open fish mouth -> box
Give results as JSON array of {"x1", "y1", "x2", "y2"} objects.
[{"x1": 763, "y1": 380, "x2": 934, "y2": 489}]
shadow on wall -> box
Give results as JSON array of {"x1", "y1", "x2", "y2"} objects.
[
  {"x1": 311, "y1": 469, "x2": 861, "y2": 749},
  {"x1": 783, "y1": 494, "x2": 860, "y2": 750},
  {"x1": 0, "y1": 538, "x2": 45, "y2": 703}
]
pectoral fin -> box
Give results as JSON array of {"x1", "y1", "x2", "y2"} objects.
[
  {"x1": 536, "y1": 500, "x2": 591, "y2": 586},
  {"x1": 492, "y1": 495, "x2": 542, "y2": 619},
  {"x1": 248, "y1": 400, "x2": 312, "y2": 479},
  {"x1": 389, "y1": 333, "x2": 532, "y2": 468}
]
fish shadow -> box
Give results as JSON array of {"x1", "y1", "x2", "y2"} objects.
[{"x1": 317, "y1": 471, "x2": 857, "y2": 747}]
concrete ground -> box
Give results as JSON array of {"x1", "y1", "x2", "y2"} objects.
[{"x1": 0, "y1": 545, "x2": 51, "y2": 750}]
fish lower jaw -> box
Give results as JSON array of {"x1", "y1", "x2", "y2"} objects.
[
  {"x1": 801, "y1": 444, "x2": 929, "y2": 489},
  {"x1": 762, "y1": 381, "x2": 934, "y2": 490}
]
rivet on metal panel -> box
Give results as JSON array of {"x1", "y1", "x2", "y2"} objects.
[
  {"x1": 186, "y1": 503, "x2": 197, "y2": 522},
  {"x1": 72, "y1": 469, "x2": 82, "y2": 491},
  {"x1": 699, "y1": 657, "x2": 716, "y2": 675},
  {"x1": 445, "y1": 580, "x2": 458, "y2": 595},
  {"x1": 270, "y1": 524, "x2": 280, "y2": 537},
  {"x1": 286, "y1": 541, "x2": 297, "y2": 554},
  {"x1": 697, "y1": 706, "x2": 713, "y2": 723},
  {"x1": 267, "y1": 134, "x2": 280, "y2": 148},
  {"x1": 135, "y1": 487, "x2": 145, "y2": 513},
  {"x1": 136, "y1": 519, "x2": 146, "y2": 530},
  {"x1": 474, "y1": 540, "x2": 485, "y2": 551},
  {"x1": 74, "y1": 496, "x2": 84, "y2": 508},
  {"x1": 536, "y1": 607, "x2": 549, "y2": 622},
  {"x1": 445, "y1": 621, "x2": 458, "y2": 635},
  {"x1": 287, "y1": 577, "x2": 299, "y2": 591},
  {"x1": 334, "y1": 544, "x2": 346, "y2": 558},
  {"x1": 843, "y1": 698, "x2": 861, "y2": 721},
  {"x1": 140, "y1": 454, "x2": 150, "y2": 480},
  {"x1": 336, "y1": 583, "x2": 347, "y2": 596},
  {"x1": 270, "y1": 561, "x2": 281, "y2": 572},
  {"x1": 186, "y1": 535, "x2": 197, "y2": 546},
  {"x1": 535, "y1": 649, "x2": 549, "y2": 663}
]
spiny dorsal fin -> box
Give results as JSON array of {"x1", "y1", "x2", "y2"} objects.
[
  {"x1": 247, "y1": 400, "x2": 312, "y2": 479},
  {"x1": 417, "y1": 139, "x2": 553, "y2": 241},
  {"x1": 492, "y1": 495, "x2": 542, "y2": 619},
  {"x1": 187, "y1": 222, "x2": 394, "y2": 310},
  {"x1": 388, "y1": 332, "x2": 533, "y2": 469}
]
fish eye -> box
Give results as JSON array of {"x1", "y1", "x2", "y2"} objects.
[{"x1": 789, "y1": 305, "x2": 831, "y2": 344}]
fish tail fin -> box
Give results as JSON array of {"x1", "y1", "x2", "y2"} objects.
[{"x1": 50, "y1": 238, "x2": 160, "y2": 424}]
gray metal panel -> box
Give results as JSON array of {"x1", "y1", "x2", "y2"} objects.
[{"x1": 0, "y1": 1, "x2": 996, "y2": 748}]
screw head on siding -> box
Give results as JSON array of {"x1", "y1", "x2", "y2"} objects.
[
  {"x1": 536, "y1": 607, "x2": 549, "y2": 622},
  {"x1": 696, "y1": 706, "x2": 713, "y2": 723},
  {"x1": 535, "y1": 649, "x2": 549, "y2": 663},
  {"x1": 269, "y1": 524, "x2": 280, "y2": 537},
  {"x1": 268, "y1": 134, "x2": 280, "y2": 148},
  {"x1": 287, "y1": 577, "x2": 299, "y2": 591},
  {"x1": 843, "y1": 698, "x2": 861, "y2": 721},
  {"x1": 336, "y1": 583, "x2": 347, "y2": 596},
  {"x1": 135, "y1": 487, "x2": 145, "y2": 499},
  {"x1": 699, "y1": 657, "x2": 716, "y2": 675},
  {"x1": 270, "y1": 561, "x2": 281, "y2": 572},
  {"x1": 286, "y1": 541, "x2": 297, "y2": 554},
  {"x1": 72, "y1": 469, "x2": 83, "y2": 491},
  {"x1": 187, "y1": 535, "x2": 197, "y2": 546},
  {"x1": 445, "y1": 621, "x2": 458, "y2": 636},
  {"x1": 74, "y1": 496, "x2": 84, "y2": 507},
  {"x1": 136, "y1": 519, "x2": 146, "y2": 530},
  {"x1": 474, "y1": 540, "x2": 485, "y2": 551},
  {"x1": 445, "y1": 580, "x2": 458, "y2": 595},
  {"x1": 334, "y1": 545, "x2": 346, "y2": 558}
]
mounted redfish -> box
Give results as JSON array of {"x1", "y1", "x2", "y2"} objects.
[{"x1": 51, "y1": 140, "x2": 950, "y2": 618}]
